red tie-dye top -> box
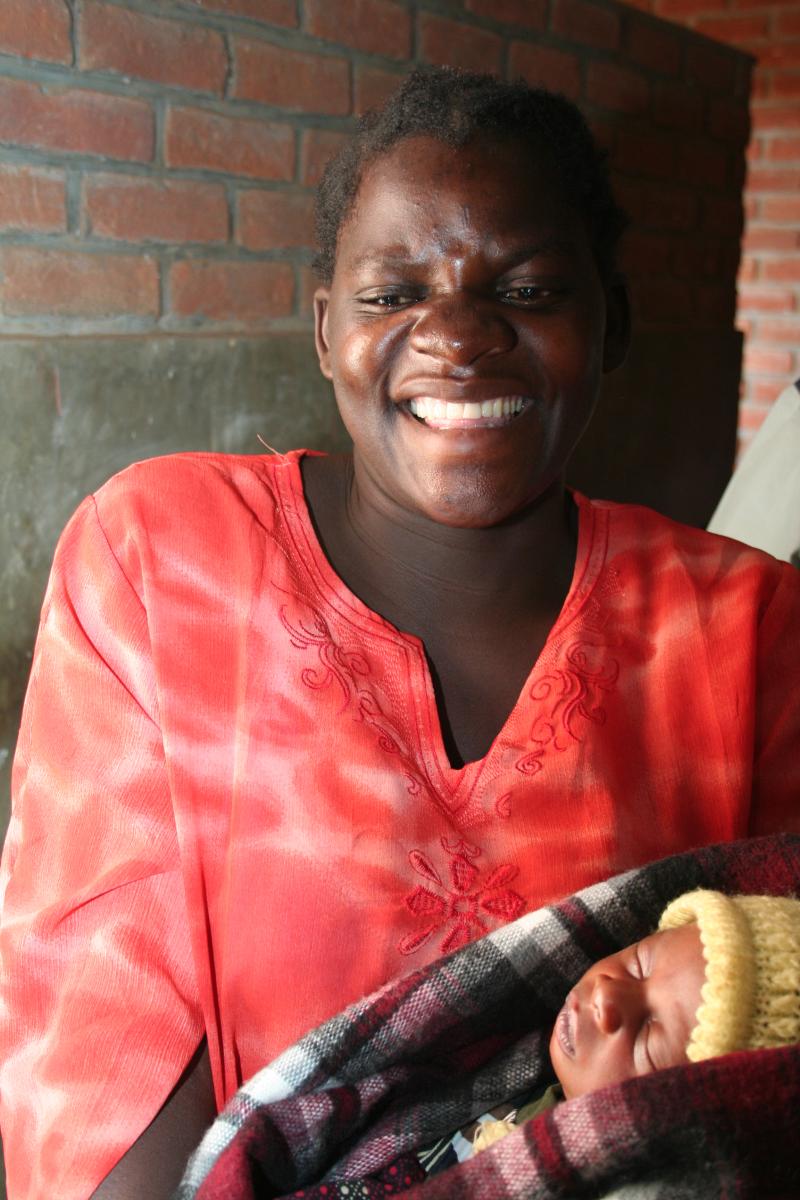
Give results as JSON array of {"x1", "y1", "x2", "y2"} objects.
[{"x1": 1, "y1": 450, "x2": 798, "y2": 1200}]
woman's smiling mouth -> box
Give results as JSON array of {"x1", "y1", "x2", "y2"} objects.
[{"x1": 404, "y1": 396, "x2": 532, "y2": 430}]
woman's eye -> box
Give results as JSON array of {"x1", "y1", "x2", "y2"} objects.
[
  {"x1": 360, "y1": 292, "x2": 417, "y2": 309},
  {"x1": 501, "y1": 285, "x2": 557, "y2": 305}
]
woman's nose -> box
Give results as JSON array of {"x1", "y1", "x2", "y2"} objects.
[
  {"x1": 591, "y1": 975, "x2": 644, "y2": 1035},
  {"x1": 409, "y1": 294, "x2": 517, "y2": 367}
]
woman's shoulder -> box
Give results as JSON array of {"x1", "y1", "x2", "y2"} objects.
[
  {"x1": 585, "y1": 493, "x2": 795, "y2": 591},
  {"x1": 88, "y1": 449, "x2": 307, "y2": 543}
]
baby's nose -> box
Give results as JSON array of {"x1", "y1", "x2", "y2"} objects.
[{"x1": 592, "y1": 974, "x2": 644, "y2": 1035}]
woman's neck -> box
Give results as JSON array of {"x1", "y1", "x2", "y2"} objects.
[{"x1": 301, "y1": 452, "x2": 578, "y2": 635}]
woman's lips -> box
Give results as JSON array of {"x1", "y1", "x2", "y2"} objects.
[
  {"x1": 403, "y1": 395, "x2": 532, "y2": 430},
  {"x1": 555, "y1": 999, "x2": 576, "y2": 1058}
]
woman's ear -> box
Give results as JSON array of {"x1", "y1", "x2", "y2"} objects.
[
  {"x1": 314, "y1": 288, "x2": 333, "y2": 380},
  {"x1": 603, "y1": 276, "x2": 632, "y2": 374}
]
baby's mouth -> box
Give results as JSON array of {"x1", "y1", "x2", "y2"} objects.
[
  {"x1": 556, "y1": 1000, "x2": 576, "y2": 1058},
  {"x1": 405, "y1": 396, "x2": 531, "y2": 430}
]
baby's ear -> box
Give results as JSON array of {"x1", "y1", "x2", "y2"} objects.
[{"x1": 603, "y1": 276, "x2": 631, "y2": 373}]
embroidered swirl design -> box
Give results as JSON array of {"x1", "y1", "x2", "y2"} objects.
[{"x1": 514, "y1": 637, "x2": 619, "y2": 777}]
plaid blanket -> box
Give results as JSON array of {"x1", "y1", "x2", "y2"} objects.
[{"x1": 175, "y1": 835, "x2": 800, "y2": 1200}]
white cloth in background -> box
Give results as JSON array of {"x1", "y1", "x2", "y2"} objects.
[{"x1": 708, "y1": 381, "x2": 800, "y2": 565}]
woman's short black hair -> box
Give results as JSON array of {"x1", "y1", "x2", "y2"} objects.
[{"x1": 313, "y1": 66, "x2": 628, "y2": 284}]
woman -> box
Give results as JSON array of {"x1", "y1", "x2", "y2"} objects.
[{"x1": 1, "y1": 69, "x2": 798, "y2": 1200}]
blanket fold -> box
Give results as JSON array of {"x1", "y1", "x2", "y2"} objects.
[{"x1": 175, "y1": 835, "x2": 800, "y2": 1200}]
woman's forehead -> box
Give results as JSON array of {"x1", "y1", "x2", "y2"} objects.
[{"x1": 336, "y1": 135, "x2": 583, "y2": 270}]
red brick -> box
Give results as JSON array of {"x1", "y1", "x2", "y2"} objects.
[
  {"x1": 763, "y1": 256, "x2": 800, "y2": 282},
  {"x1": 84, "y1": 175, "x2": 228, "y2": 244},
  {"x1": 301, "y1": 129, "x2": 349, "y2": 187},
  {"x1": 754, "y1": 41, "x2": 800, "y2": 69},
  {"x1": 654, "y1": 0, "x2": 714, "y2": 15},
  {"x1": 354, "y1": 64, "x2": 404, "y2": 115},
  {"x1": 234, "y1": 37, "x2": 350, "y2": 115},
  {"x1": 614, "y1": 130, "x2": 676, "y2": 180},
  {"x1": 190, "y1": 0, "x2": 297, "y2": 24},
  {"x1": 767, "y1": 135, "x2": 800, "y2": 161},
  {"x1": 169, "y1": 259, "x2": 294, "y2": 322},
  {"x1": 626, "y1": 17, "x2": 681, "y2": 76},
  {"x1": 418, "y1": 13, "x2": 503, "y2": 74},
  {"x1": 0, "y1": 165, "x2": 66, "y2": 233},
  {"x1": 466, "y1": 0, "x2": 547, "y2": 29},
  {"x1": 507, "y1": 41, "x2": 581, "y2": 101},
  {"x1": 237, "y1": 190, "x2": 315, "y2": 250},
  {"x1": 738, "y1": 254, "x2": 759, "y2": 282},
  {"x1": 677, "y1": 139, "x2": 729, "y2": 189},
  {"x1": 747, "y1": 164, "x2": 800, "y2": 192},
  {"x1": 748, "y1": 379, "x2": 789, "y2": 406},
  {"x1": 708, "y1": 97, "x2": 750, "y2": 144},
  {"x1": 551, "y1": 0, "x2": 619, "y2": 50},
  {"x1": 738, "y1": 404, "x2": 769, "y2": 432},
  {"x1": 752, "y1": 103, "x2": 800, "y2": 132},
  {"x1": 80, "y1": 3, "x2": 227, "y2": 93},
  {"x1": 775, "y1": 9, "x2": 800, "y2": 37},
  {"x1": 686, "y1": 41, "x2": 740, "y2": 94},
  {"x1": 0, "y1": 77, "x2": 153, "y2": 162},
  {"x1": 742, "y1": 226, "x2": 800, "y2": 252},
  {"x1": 757, "y1": 317, "x2": 800, "y2": 343},
  {"x1": 1, "y1": 246, "x2": 159, "y2": 317},
  {"x1": 305, "y1": 0, "x2": 411, "y2": 59},
  {"x1": 299, "y1": 264, "x2": 318, "y2": 319},
  {"x1": 0, "y1": 0, "x2": 71, "y2": 63},
  {"x1": 619, "y1": 229, "x2": 671, "y2": 275},
  {"x1": 586, "y1": 61, "x2": 649, "y2": 115},
  {"x1": 769, "y1": 71, "x2": 800, "y2": 100},
  {"x1": 746, "y1": 137, "x2": 765, "y2": 162},
  {"x1": 761, "y1": 195, "x2": 800, "y2": 223},
  {"x1": 744, "y1": 194, "x2": 758, "y2": 220},
  {"x1": 744, "y1": 344, "x2": 794, "y2": 372},
  {"x1": 738, "y1": 286, "x2": 796, "y2": 313},
  {"x1": 166, "y1": 106, "x2": 294, "y2": 181},
  {"x1": 653, "y1": 80, "x2": 704, "y2": 131},
  {"x1": 694, "y1": 14, "x2": 769, "y2": 46}
]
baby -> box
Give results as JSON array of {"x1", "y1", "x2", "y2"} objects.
[{"x1": 421, "y1": 888, "x2": 800, "y2": 1170}]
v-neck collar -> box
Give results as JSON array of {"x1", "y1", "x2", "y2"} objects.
[{"x1": 273, "y1": 450, "x2": 609, "y2": 808}]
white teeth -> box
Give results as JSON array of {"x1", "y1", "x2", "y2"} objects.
[{"x1": 408, "y1": 397, "x2": 526, "y2": 422}]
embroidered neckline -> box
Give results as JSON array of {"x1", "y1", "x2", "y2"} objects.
[{"x1": 270, "y1": 450, "x2": 610, "y2": 790}]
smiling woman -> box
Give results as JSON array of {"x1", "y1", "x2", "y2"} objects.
[{"x1": 1, "y1": 68, "x2": 799, "y2": 1200}]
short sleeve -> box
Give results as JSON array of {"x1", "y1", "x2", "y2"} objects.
[
  {"x1": 0, "y1": 497, "x2": 204, "y2": 1200},
  {"x1": 749, "y1": 561, "x2": 800, "y2": 835}
]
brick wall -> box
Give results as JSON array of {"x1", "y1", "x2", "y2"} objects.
[
  {"x1": 0, "y1": 0, "x2": 749, "y2": 347},
  {"x1": 626, "y1": 0, "x2": 800, "y2": 451}
]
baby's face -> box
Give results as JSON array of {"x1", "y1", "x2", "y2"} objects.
[{"x1": 549, "y1": 922, "x2": 704, "y2": 1099}]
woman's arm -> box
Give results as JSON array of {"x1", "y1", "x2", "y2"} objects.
[
  {"x1": 91, "y1": 1042, "x2": 216, "y2": 1200},
  {"x1": 0, "y1": 494, "x2": 205, "y2": 1198}
]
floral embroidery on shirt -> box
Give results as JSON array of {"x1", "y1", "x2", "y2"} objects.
[
  {"x1": 514, "y1": 637, "x2": 619, "y2": 777},
  {"x1": 398, "y1": 837, "x2": 525, "y2": 956}
]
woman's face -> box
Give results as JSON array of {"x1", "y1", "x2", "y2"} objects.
[
  {"x1": 314, "y1": 134, "x2": 628, "y2": 529},
  {"x1": 549, "y1": 923, "x2": 706, "y2": 1099}
]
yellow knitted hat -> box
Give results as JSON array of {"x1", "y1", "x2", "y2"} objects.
[{"x1": 658, "y1": 890, "x2": 800, "y2": 1063}]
